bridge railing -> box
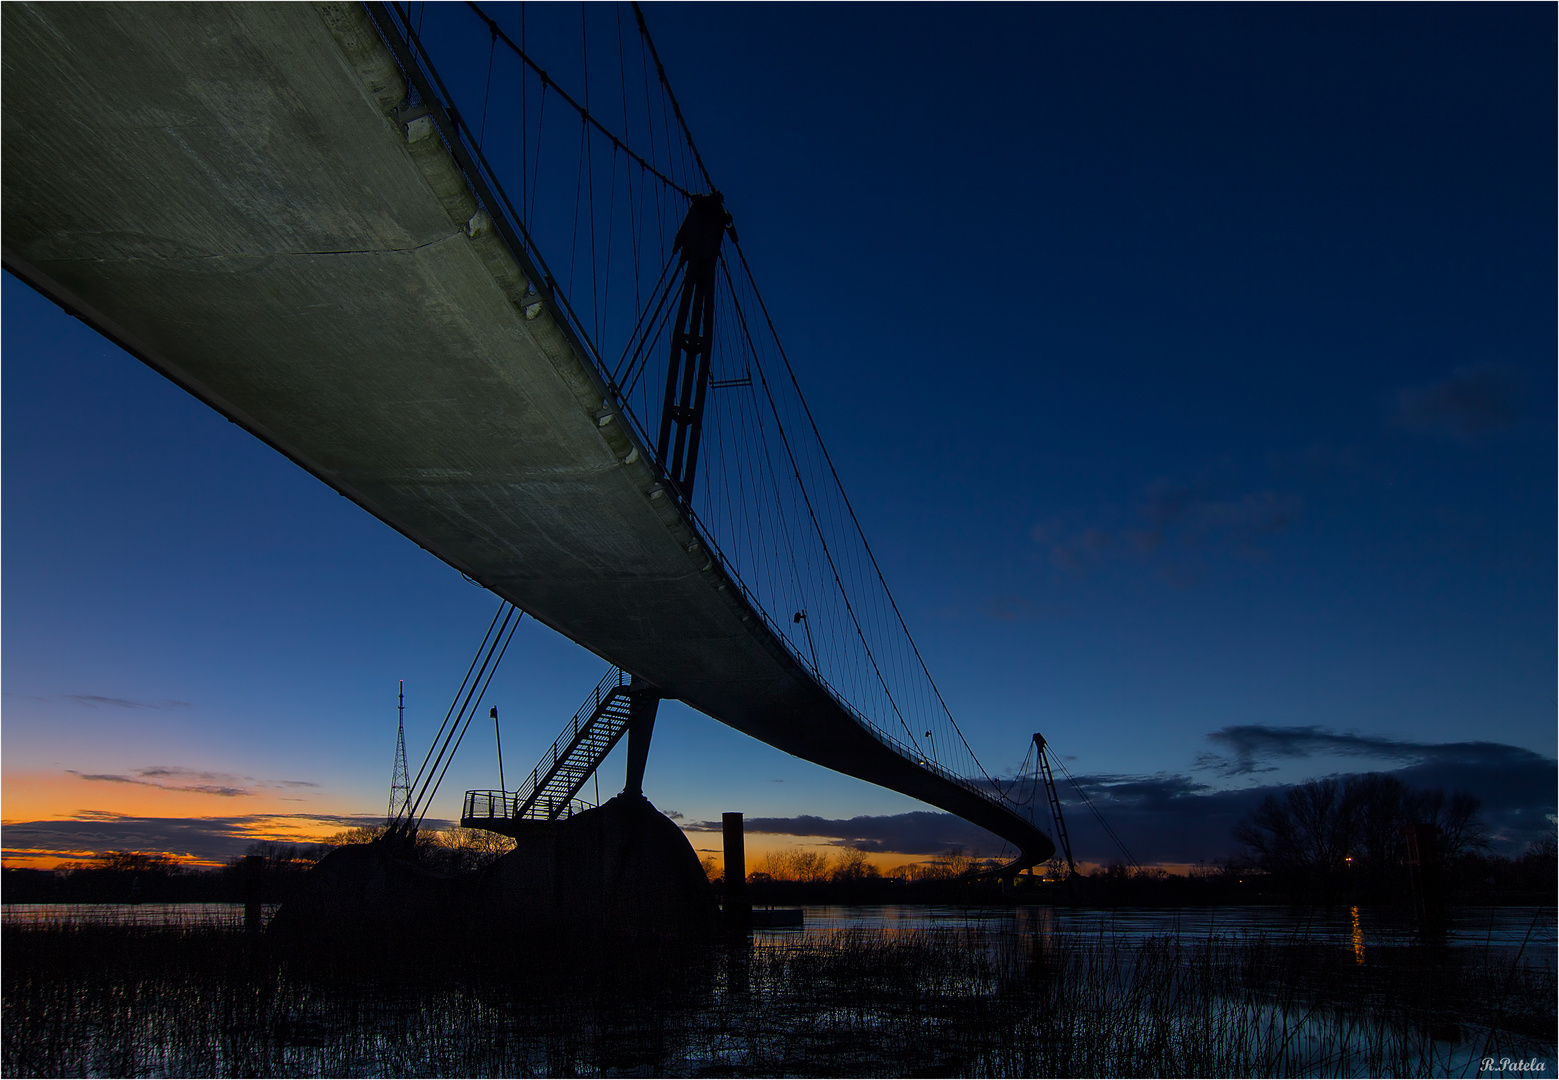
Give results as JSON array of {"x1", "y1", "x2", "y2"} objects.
[
  {"x1": 703, "y1": 557, "x2": 1015, "y2": 815},
  {"x1": 462, "y1": 789, "x2": 596, "y2": 823},
  {"x1": 502, "y1": 666, "x2": 631, "y2": 818},
  {"x1": 363, "y1": 3, "x2": 626, "y2": 430},
  {"x1": 698, "y1": 539, "x2": 1016, "y2": 810},
  {"x1": 367, "y1": 7, "x2": 792, "y2": 699},
  {"x1": 368, "y1": 3, "x2": 1017, "y2": 826},
  {"x1": 462, "y1": 788, "x2": 512, "y2": 822}
]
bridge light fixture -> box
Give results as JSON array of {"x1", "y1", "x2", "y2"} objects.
[{"x1": 404, "y1": 114, "x2": 436, "y2": 144}]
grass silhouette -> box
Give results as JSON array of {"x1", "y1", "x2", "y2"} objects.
[{"x1": 3, "y1": 915, "x2": 1553, "y2": 1076}]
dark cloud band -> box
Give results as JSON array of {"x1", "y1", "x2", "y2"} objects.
[
  {"x1": 2, "y1": 813, "x2": 448, "y2": 866},
  {"x1": 64, "y1": 695, "x2": 190, "y2": 710},
  {"x1": 685, "y1": 811, "x2": 1004, "y2": 857}
]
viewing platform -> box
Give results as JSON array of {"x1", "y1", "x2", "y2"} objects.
[{"x1": 461, "y1": 789, "x2": 597, "y2": 838}]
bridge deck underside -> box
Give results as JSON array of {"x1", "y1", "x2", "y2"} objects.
[{"x1": 3, "y1": 2, "x2": 1050, "y2": 866}]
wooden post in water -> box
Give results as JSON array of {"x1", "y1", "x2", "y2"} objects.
[
  {"x1": 722, "y1": 812, "x2": 750, "y2": 925},
  {"x1": 1402, "y1": 823, "x2": 1445, "y2": 939},
  {"x1": 242, "y1": 854, "x2": 264, "y2": 933}
]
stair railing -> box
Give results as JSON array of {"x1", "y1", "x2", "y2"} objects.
[{"x1": 503, "y1": 667, "x2": 632, "y2": 819}]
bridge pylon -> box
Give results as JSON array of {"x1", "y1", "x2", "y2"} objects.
[
  {"x1": 622, "y1": 679, "x2": 663, "y2": 799},
  {"x1": 656, "y1": 192, "x2": 735, "y2": 499}
]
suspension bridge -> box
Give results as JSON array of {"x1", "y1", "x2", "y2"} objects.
[{"x1": 4, "y1": 2, "x2": 1054, "y2": 871}]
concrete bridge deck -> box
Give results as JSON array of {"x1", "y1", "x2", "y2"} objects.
[{"x1": 2, "y1": 2, "x2": 1051, "y2": 867}]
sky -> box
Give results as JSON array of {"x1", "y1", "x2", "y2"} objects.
[{"x1": 4, "y1": 3, "x2": 1554, "y2": 872}]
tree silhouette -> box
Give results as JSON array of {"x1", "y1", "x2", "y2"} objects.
[{"x1": 1233, "y1": 773, "x2": 1487, "y2": 895}]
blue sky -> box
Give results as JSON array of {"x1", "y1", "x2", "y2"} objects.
[{"x1": 4, "y1": 3, "x2": 1553, "y2": 867}]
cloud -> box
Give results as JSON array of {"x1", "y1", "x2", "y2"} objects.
[
  {"x1": 64, "y1": 695, "x2": 190, "y2": 710},
  {"x1": 63, "y1": 765, "x2": 320, "y2": 798},
  {"x1": 1199, "y1": 725, "x2": 1420, "y2": 776},
  {"x1": 1198, "y1": 725, "x2": 1552, "y2": 779},
  {"x1": 1044, "y1": 526, "x2": 1115, "y2": 574},
  {"x1": 2, "y1": 812, "x2": 448, "y2": 867},
  {"x1": 1137, "y1": 485, "x2": 1300, "y2": 544},
  {"x1": 64, "y1": 810, "x2": 133, "y2": 822},
  {"x1": 685, "y1": 812, "x2": 1004, "y2": 857},
  {"x1": 1034, "y1": 483, "x2": 1302, "y2": 582},
  {"x1": 676, "y1": 730, "x2": 1549, "y2": 866},
  {"x1": 1195, "y1": 726, "x2": 1555, "y2": 846},
  {"x1": 138, "y1": 767, "x2": 243, "y2": 782},
  {"x1": 1392, "y1": 365, "x2": 1523, "y2": 441},
  {"x1": 1016, "y1": 771, "x2": 1268, "y2": 865},
  {"x1": 70, "y1": 771, "x2": 252, "y2": 797},
  {"x1": 1015, "y1": 728, "x2": 1557, "y2": 865},
  {"x1": 981, "y1": 595, "x2": 1041, "y2": 623}
]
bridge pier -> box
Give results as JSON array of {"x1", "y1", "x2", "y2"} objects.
[
  {"x1": 622, "y1": 680, "x2": 661, "y2": 797},
  {"x1": 722, "y1": 812, "x2": 751, "y2": 925}
]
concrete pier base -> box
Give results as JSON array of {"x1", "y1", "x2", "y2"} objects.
[
  {"x1": 474, "y1": 794, "x2": 714, "y2": 940},
  {"x1": 270, "y1": 794, "x2": 712, "y2": 948},
  {"x1": 267, "y1": 841, "x2": 458, "y2": 944}
]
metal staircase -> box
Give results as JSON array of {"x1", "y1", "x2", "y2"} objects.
[{"x1": 463, "y1": 667, "x2": 634, "y2": 827}]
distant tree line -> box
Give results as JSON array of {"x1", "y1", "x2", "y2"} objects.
[
  {"x1": 1232, "y1": 773, "x2": 1502, "y2": 901},
  {"x1": 5, "y1": 797, "x2": 1550, "y2": 908},
  {"x1": 706, "y1": 845, "x2": 1006, "y2": 889},
  {"x1": 1, "y1": 826, "x2": 517, "y2": 904}
]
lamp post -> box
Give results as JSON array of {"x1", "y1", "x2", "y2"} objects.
[
  {"x1": 491, "y1": 705, "x2": 505, "y2": 797},
  {"x1": 792, "y1": 610, "x2": 819, "y2": 671}
]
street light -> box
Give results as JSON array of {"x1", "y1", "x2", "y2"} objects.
[
  {"x1": 792, "y1": 610, "x2": 819, "y2": 671},
  {"x1": 491, "y1": 705, "x2": 505, "y2": 797}
]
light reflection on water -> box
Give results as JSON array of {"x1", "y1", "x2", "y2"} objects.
[
  {"x1": 4, "y1": 901, "x2": 1554, "y2": 955},
  {"x1": 1, "y1": 902, "x2": 280, "y2": 929},
  {"x1": 755, "y1": 903, "x2": 1557, "y2": 954},
  {"x1": 743, "y1": 903, "x2": 1557, "y2": 1078},
  {"x1": 3, "y1": 902, "x2": 1552, "y2": 1077}
]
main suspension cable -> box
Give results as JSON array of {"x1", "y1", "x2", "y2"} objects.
[
  {"x1": 417, "y1": 612, "x2": 522, "y2": 828},
  {"x1": 629, "y1": 2, "x2": 716, "y2": 194},
  {"x1": 728, "y1": 240, "x2": 996, "y2": 789},
  {"x1": 403, "y1": 600, "x2": 507, "y2": 814},
  {"x1": 404, "y1": 603, "x2": 522, "y2": 825},
  {"x1": 722, "y1": 258, "x2": 927, "y2": 759},
  {"x1": 1052, "y1": 754, "x2": 1139, "y2": 870},
  {"x1": 465, "y1": 0, "x2": 695, "y2": 198}
]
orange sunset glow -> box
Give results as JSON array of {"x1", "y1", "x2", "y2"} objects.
[
  {"x1": 1, "y1": 768, "x2": 367, "y2": 870},
  {"x1": 3, "y1": 765, "x2": 971, "y2": 874}
]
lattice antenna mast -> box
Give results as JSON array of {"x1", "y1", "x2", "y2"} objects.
[{"x1": 388, "y1": 681, "x2": 411, "y2": 826}]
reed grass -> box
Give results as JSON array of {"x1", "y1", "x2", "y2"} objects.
[{"x1": 3, "y1": 916, "x2": 1552, "y2": 1077}]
